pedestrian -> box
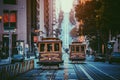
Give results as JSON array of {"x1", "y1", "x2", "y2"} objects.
[
  {"x1": 34, "y1": 43, "x2": 38, "y2": 58},
  {"x1": 17, "y1": 42, "x2": 23, "y2": 55},
  {"x1": 65, "y1": 48, "x2": 69, "y2": 53},
  {"x1": 25, "y1": 44, "x2": 29, "y2": 58}
]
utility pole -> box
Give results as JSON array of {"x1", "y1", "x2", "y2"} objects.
[
  {"x1": 8, "y1": 11, "x2": 12, "y2": 63},
  {"x1": 95, "y1": 0, "x2": 104, "y2": 54}
]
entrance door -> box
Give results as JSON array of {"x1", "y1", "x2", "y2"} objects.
[
  {"x1": 12, "y1": 34, "x2": 17, "y2": 55},
  {"x1": 2, "y1": 34, "x2": 17, "y2": 58},
  {"x1": 2, "y1": 34, "x2": 9, "y2": 58}
]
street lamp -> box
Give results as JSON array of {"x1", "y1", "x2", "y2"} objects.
[
  {"x1": 0, "y1": 16, "x2": 2, "y2": 22},
  {"x1": 8, "y1": 28, "x2": 16, "y2": 63}
]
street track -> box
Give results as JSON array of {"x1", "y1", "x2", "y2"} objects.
[
  {"x1": 33, "y1": 68, "x2": 57, "y2": 80},
  {"x1": 73, "y1": 63, "x2": 119, "y2": 80},
  {"x1": 14, "y1": 53, "x2": 120, "y2": 80},
  {"x1": 73, "y1": 64, "x2": 89, "y2": 80},
  {"x1": 32, "y1": 68, "x2": 46, "y2": 76},
  {"x1": 46, "y1": 70, "x2": 57, "y2": 80},
  {"x1": 13, "y1": 68, "x2": 46, "y2": 80},
  {"x1": 86, "y1": 64, "x2": 119, "y2": 80}
]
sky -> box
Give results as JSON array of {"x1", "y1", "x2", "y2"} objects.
[{"x1": 60, "y1": 0, "x2": 74, "y2": 13}]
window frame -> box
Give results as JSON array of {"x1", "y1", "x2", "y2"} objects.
[
  {"x1": 3, "y1": 0, "x2": 17, "y2": 5},
  {"x1": 40, "y1": 43, "x2": 45, "y2": 52},
  {"x1": 3, "y1": 10, "x2": 17, "y2": 30},
  {"x1": 54, "y1": 43, "x2": 59, "y2": 51}
]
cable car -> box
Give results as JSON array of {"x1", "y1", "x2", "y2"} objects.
[
  {"x1": 69, "y1": 42, "x2": 86, "y2": 61},
  {"x1": 37, "y1": 37, "x2": 63, "y2": 68}
]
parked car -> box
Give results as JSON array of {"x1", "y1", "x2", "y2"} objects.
[
  {"x1": 94, "y1": 54, "x2": 106, "y2": 62},
  {"x1": 109, "y1": 52, "x2": 120, "y2": 64},
  {"x1": 11, "y1": 54, "x2": 24, "y2": 63}
]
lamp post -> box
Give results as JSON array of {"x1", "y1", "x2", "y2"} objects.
[
  {"x1": 8, "y1": 30, "x2": 12, "y2": 63},
  {"x1": 95, "y1": 0, "x2": 103, "y2": 54},
  {"x1": 8, "y1": 11, "x2": 12, "y2": 63},
  {"x1": 0, "y1": 16, "x2": 2, "y2": 22}
]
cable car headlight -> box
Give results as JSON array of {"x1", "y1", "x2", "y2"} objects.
[{"x1": 49, "y1": 57, "x2": 52, "y2": 60}]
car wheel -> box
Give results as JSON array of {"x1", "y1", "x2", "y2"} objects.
[
  {"x1": 94, "y1": 59, "x2": 97, "y2": 62},
  {"x1": 11, "y1": 61, "x2": 15, "y2": 64},
  {"x1": 102, "y1": 59, "x2": 105, "y2": 62},
  {"x1": 109, "y1": 61, "x2": 112, "y2": 64}
]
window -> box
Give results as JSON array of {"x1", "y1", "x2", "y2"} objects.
[
  {"x1": 118, "y1": 37, "x2": 120, "y2": 43},
  {"x1": 3, "y1": 0, "x2": 16, "y2": 5},
  {"x1": 2, "y1": 34, "x2": 9, "y2": 58},
  {"x1": 47, "y1": 44, "x2": 52, "y2": 52},
  {"x1": 76, "y1": 46, "x2": 79, "y2": 52},
  {"x1": 81, "y1": 46, "x2": 84, "y2": 52},
  {"x1": 40, "y1": 44, "x2": 45, "y2": 52},
  {"x1": 3, "y1": 10, "x2": 17, "y2": 30},
  {"x1": 54, "y1": 43, "x2": 59, "y2": 51},
  {"x1": 71, "y1": 46, "x2": 75, "y2": 52}
]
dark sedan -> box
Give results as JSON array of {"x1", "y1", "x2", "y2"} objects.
[
  {"x1": 94, "y1": 54, "x2": 106, "y2": 62},
  {"x1": 11, "y1": 54, "x2": 24, "y2": 64},
  {"x1": 109, "y1": 52, "x2": 120, "y2": 64}
]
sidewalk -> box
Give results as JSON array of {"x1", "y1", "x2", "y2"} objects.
[
  {"x1": 0, "y1": 58, "x2": 10, "y2": 66},
  {"x1": 0, "y1": 56, "x2": 35, "y2": 66},
  {"x1": 25, "y1": 56, "x2": 35, "y2": 60}
]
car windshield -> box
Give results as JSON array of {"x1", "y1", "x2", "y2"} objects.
[
  {"x1": 13, "y1": 54, "x2": 23, "y2": 58},
  {"x1": 96, "y1": 54, "x2": 105, "y2": 57},
  {"x1": 112, "y1": 52, "x2": 120, "y2": 57}
]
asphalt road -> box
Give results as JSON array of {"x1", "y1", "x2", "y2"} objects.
[{"x1": 14, "y1": 53, "x2": 120, "y2": 80}]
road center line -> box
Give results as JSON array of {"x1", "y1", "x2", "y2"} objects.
[
  {"x1": 88, "y1": 64, "x2": 118, "y2": 80},
  {"x1": 79, "y1": 65, "x2": 94, "y2": 80}
]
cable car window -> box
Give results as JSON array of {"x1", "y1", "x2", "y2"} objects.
[
  {"x1": 71, "y1": 46, "x2": 75, "y2": 52},
  {"x1": 40, "y1": 44, "x2": 45, "y2": 52},
  {"x1": 47, "y1": 44, "x2": 52, "y2": 52},
  {"x1": 76, "y1": 46, "x2": 79, "y2": 52},
  {"x1": 81, "y1": 46, "x2": 84, "y2": 52},
  {"x1": 54, "y1": 43, "x2": 59, "y2": 51}
]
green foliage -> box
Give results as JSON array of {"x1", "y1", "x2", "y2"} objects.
[
  {"x1": 75, "y1": 1, "x2": 96, "y2": 21},
  {"x1": 103, "y1": 0, "x2": 120, "y2": 34}
]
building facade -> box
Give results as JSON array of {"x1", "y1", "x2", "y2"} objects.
[
  {"x1": 0, "y1": 0, "x2": 58, "y2": 59},
  {"x1": 0, "y1": 0, "x2": 27, "y2": 58},
  {"x1": 43, "y1": 0, "x2": 57, "y2": 37}
]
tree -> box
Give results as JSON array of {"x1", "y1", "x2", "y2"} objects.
[
  {"x1": 103, "y1": 0, "x2": 120, "y2": 36},
  {"x1": 75, "y1": 0, "x2": 96, "y2": 21},
  {"x1": 75, "y1": 0, "x2": 101, "y2": 36},
  {"x1": 75, "y1": 0, "x2": 120, "y2": 53},
  {"x1": 75, "y1": 0, "x2": 106, "y2": 53}
]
